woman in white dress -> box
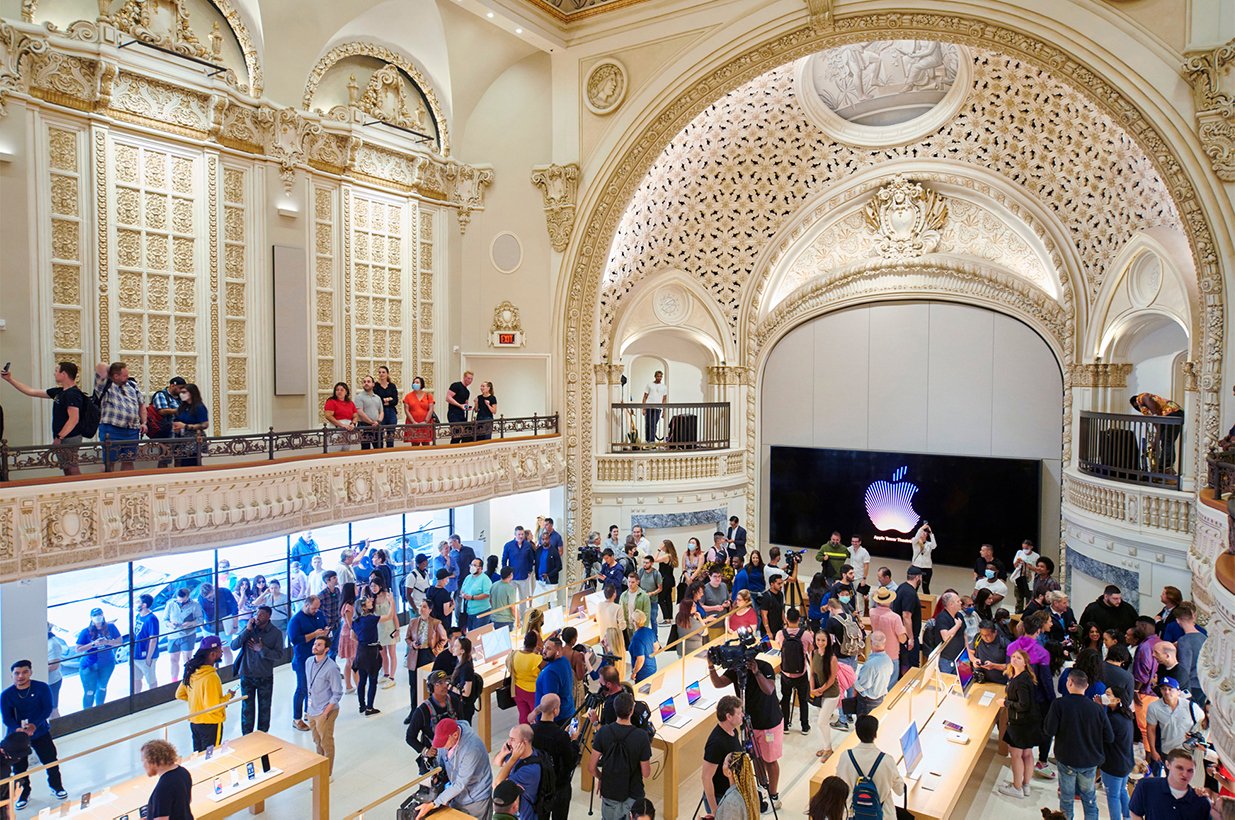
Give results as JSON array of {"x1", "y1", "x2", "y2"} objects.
[{"x1": 910, "y1": 523, "x2": 937, "y2": 594}]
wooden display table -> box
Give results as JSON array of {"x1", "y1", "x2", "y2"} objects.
[
  {"x1": 55, "y1": 732, "x2": 329, "y2": 820},
  {"x1": 808, "y1": 667, "x2": 1002, "y2": 820}
]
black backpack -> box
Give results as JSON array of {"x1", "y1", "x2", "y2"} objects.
[
  {"x1": 80, "y1": 383, "x2": 105, "y2": 439},
  {"x1": 513, "y1": 751, "x2": 556, "y2": 820},
  {"x1": 630, "y1": 700, "x2": 656, "y2": 741},
  {"x1": 781, "y1": 627, "x2": 806, "y2": 675}
]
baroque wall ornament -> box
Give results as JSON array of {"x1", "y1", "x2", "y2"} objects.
[
  {"x1": 1068, "y1": 362, "x2": 1133, "y2": 389},
  {"x1": 1183, "y1": 39, "x2": 1235, "y2": 182},
  {"x1": 558, "y1": 12, "x2": 1225, "y2": 560},
  {"x1": 358, "y1": 63, "x2": 429, "y2": 133},
  {"x1": 301, "y1": 41, "x2": 450, "y2": 156},
  {"x1": 584, "y1": 58, "x2": 627, "y2": 116},
  {"x1": 531, "y1": 162, "x2": 580, "y2": 252},
  {"x1": 863, "y1": 174, "x2": 948, "y2": 258},
  {"x1": 257, "y1": 105, "x2": 322, "y2": 193},
  {"x1": 0, "y1": 22, "x2": 47, "y2": 116}
]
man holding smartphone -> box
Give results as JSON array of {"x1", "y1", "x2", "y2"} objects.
[
  {"x1": 0, "y1": 660, "x2": 68, "y2": 808},
  {"x1": 2, "y1": 362, "x2": 87, "y2": 476}
]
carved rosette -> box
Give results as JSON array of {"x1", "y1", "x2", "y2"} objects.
[
  {"x1": 1183, "y1": 40, "x2": 1235, "y2": 182},
  {"x1": 531, "y1": 163, "x2": 580, "y2": 252},
  {"x1": 863, "y1": 175, "x2": 948, "y2": 259},
  {"x1": 1067, "y1": 362, "x2": 1133, "y2": 389}
]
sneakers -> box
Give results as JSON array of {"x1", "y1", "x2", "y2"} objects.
[
  {"x1": 15, "y1": 795, "x2": 29, "y2": 810},
  {"x1": 800, "y1": 726, "x2": 810, "y2": 735},
  {"x1": 997, "y1": 783, "x2": 1024, "y2": 799},
  {"x1": 381, "y1": 677, "x2": 396, "y2": 689},
  {"x1": 365, "y1": 707, "x2": 382, "y2": 716},
  {"x1": 831, "y1": 718, "x2": 851, "y2": 732},
  {"x1": 53, "y1": 789, "x2": 68, "y2": 800},
  {"x1": 771, "y1": 794, "x2": 782, "y2": 809},
  {"x1": 1022, "y1": 785, "x2": 1031, "y2": 798},
  {"x1": 292, "y1": 719, "x2": 310, "y2": 731},
  {"x1": 1033, "y1": 762, "x2": 1057, "y2": 780}
]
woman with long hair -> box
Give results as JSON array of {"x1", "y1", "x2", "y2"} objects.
[
  {"x1": 351, "y1": 596, "x2": 382, "y2": 716},
  {"x1": 809, "y1": 627, "x2": 841, "y2": 761},
  {"x1": 475, "y1": 381, "x2": 497, "y2": 440},
  {"x1": 337, "y1": 582, "x2": 358, "y2": 693},
  {"x1": 405, "y1": 599, "x2": 447, "y2": 719},
  {"x1": 507, "y1": 629, "x2": 543, "y2": 724},
  {"x1": 324, "y1": 382, "x2": 357, "y2": 450},
  {"x1": 808, "y1": 776, "x2": 850, "y2": 820},
  {"x1": 806, "y1": 572, "x2": 829, "y2": 631},
  {"x1": 451, "y1": 635, "x2": 478, "y2": 724},
  {"x1": 654, "y1": 539, "x2": 679, "y2": 623},
  {"x1": 1100, "y1": 643, "x2": 1136, "y2": 820},
  {"x1": 674, "y1": 582, "x2": 706, "y2": 656},
  {"x1": 1078, "y1": 621, "x2": 1104, "y2": 656},
  {"x1": 365, "y1": 575, "x2": 398, "y2": 687},
  {"x1": 597, "y1": 583, "x2": 627, "y2": 672},
  {"x1": 174, "y1": 639, "x2": 233, "y2": 751},
  {"x1": 713, "y1": 752, "x2": 762, "y2": 820},
  {"x1": 170, "y1": 383, "x2": 208, "y2": 467},
  {"x1": 997, "y1": 649, "x2": 1042, "y2": 799},
  {"x1": 682, "y1": 538, "x2": 704, "y2": 586},
  {"x1": 973, "y1": 588, "x2": 995, "y2": 623},
  {"x1": 733, "y1": 550, "x2": 766, "y2": 601},
  {"x1": 1059, "y1": 647, "x2": 1107, "y2": 698},
  {"x1": 234, "y1": 577, "x2": 254, "y2": 629},
  {"x1": 727, "y1": 589, "x2": 759, "y2": 634},
  {"x1": 909, "y1": 524, "x2": 937, "y2": 594}
]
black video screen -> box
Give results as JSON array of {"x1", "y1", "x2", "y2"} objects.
[{"x1": 769, "y1": 446, "x2": 1041, "y2": 569}]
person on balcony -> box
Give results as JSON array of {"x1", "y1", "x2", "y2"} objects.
[
  {"x1": 1129, "y1": 392, "x2": 1185, "y2": 473},
  {"x1": 641, "y1": 370, "x2": 667, "y2": 443},
  {"x1": 446, "y1": 371, "x2": 474, "y2": 444},
  {"x1": 0, "y1": 362, "x2": 85, "y2": 476},
  {"x1": 476, "y1": 381, "x2": 497, "y2": 441},
  {"x1": 374, "y1": 365, "x2": 399, "y2": 449},
  {"x1": 403, "y1": 376, "x2": 435, "y2": 446},
  {"x1": 354, "y1": 375, "x2": 384, "y2": 451}
]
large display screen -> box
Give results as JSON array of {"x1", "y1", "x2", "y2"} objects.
[{"x1": 769, "y1": 446, "x2": 1041, "y2": 569}]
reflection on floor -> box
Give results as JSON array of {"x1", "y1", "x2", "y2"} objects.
[{"x1": 33, "y1": 559, "x2": 1063, "y2": 818}]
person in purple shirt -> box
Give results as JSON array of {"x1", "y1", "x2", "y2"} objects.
[
  {"x1": 502, "y1": 527, "x2": 536, "y2": 604},
  {"x1": 1131, "y1": 618, "x2": 1161, "y2": 697},
  {"x1": 1, "y1": 660, "x2": 67, "y2": 807}
]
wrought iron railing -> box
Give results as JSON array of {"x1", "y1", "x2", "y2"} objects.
[
  {"x1": 1078, "y1": 410, "x2": 1183, "y2": 490},
  {"x1": 609, "y1": 402, "x2": 730, "y2": 452},
  {"x1": 1208, "y1": 449, "x2": 1235, "y2": 499},
  {"x1": 0, "y1": 414, "x2": 558, "y2": 482}
]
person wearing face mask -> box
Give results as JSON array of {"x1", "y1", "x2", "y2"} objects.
[
  {"x1": 459, "y1": 558, "x2": 493, "y2": 632},
  {"x1": 972, "y1": 561, "x2": 1008, "y2": 608},
  {"x1": 402, "y1": 375, "x2": 435, "y2": 445},
  {"x1": 827, "y1": 565, "x2": 857, "y2": 615},
  {"x1": 170, "y1": 382, "x2": 208, "y2": 467}
]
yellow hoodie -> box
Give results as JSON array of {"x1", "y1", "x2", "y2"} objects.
[{"x1": 174, "y1": 665, "x2": 230, "y2": 724}]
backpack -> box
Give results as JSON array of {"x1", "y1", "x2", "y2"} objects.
[
  {"x1": 848, "y1": 750, "x2": 885, "y2": 819},
  {"x1": 834, "y1": 612, "x2": 865, "y2": 657},
  {"x1": 781, "y1": 627, "x2": 807, "y2": 675},
  {"x1": 630, "y1": 700, "x2": 656, "y2": 741},
  {"x1": 920, "y1": 618, "x2": 941, "y2": 657},
  {"x1": 78, "y1": 388, "x2": 101, "y2": 439},
  {"x1": 145, "y1": 390, "x2": 171, "y2": 437},
  {"x1": 513, "y1": 751, "x2": 556, "y2": 820}
]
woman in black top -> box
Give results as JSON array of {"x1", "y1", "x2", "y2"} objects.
[
  {"x1": 998, "y1": 649, "x2": 1042, "y2": 799},
  {"x1": 654, "y1": 540, "x2": 678, "y2": 622},
  {"x1": 352, "y1": 597, "x2": 382, "y2": 716},
  {"x1": 450, "y1": 636, "x2": 477, "y2": 723},
  {"x1": 141, "y1": 739, "x2": 192, "y2": 820},
  {"x1": 973, "y1": 588, "x2": 995, "y2": 624},
  {"x1": 475, "y1": 381, "x2": 497, "y2": 440},
  {"x1": 374, "y1": 366, "x2": 399, "y2": 448}
]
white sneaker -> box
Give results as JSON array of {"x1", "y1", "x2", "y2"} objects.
[
  {"x1": 997, "y1": 783, "x2": 1024, "y2": 799},
  {"x1": 1022, "y1": 785, "x2": 1031, "y2": 798}
]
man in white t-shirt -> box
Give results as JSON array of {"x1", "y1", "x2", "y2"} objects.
[
  {"x1": 973, "y1": 564, "x2": 1009, "y2": 607},
  {"x1": 1009, "y1": 539, "x2": 1041, "y2": 613},
  {"x1": 847, "y1": 536, "x2": 872, "y2": 614},
  {"x1": 642, "y1": 371, "x2": 668, "y2": 443},
  {"x1": 631, "y1": 525, "x2": 653, "y2": 557}
]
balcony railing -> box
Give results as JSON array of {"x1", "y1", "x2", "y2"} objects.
[
  {"x1": 1078, "y1": 410, "x2": 1183, "y2": 490},
  {"x1": 609, "y1": 402, "x2": 730, "y2": 452},
  {"x1": 1207, "y1": 449, "x2": 1235, "y2": 499},
  {"x1": 0, "y1": 414, "x2": 558, "y2": 482}
]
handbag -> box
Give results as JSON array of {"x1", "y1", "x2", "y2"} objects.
[{"x1": 496, "y1": 675, "x2": 515, "y2": 710}]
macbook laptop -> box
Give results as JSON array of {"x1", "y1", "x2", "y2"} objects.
[
  {"x1": 659, "y1": 696, "x2": 693, "y2": 729},
  {"x1": 686, "y1": 680, "x2": 717, "y2": 711}
]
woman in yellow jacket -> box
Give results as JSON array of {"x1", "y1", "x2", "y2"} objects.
[{"x1": 175, "y1": 635, "x2": 235, "y2": 752}]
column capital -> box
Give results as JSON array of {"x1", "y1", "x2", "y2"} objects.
[
  {"x1": 1068, "y1": 362, "x2": 1133, "y2": 389},
  {"x1": 707, "y1": 365, "x2": 750, "y2": 386},
  {"x1": 593, "y1": 363, "x2": 624, "y2": 384}
]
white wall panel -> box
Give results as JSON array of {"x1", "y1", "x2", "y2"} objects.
[
  {"x1": 812, "y1": 306, "x2": 870, "y2": 448},
  {"x1": 991, "y1": 317, "x2": 1064, "y2": 459},
  {"x1": 761, "y1": 322, "x2": 813, "y2": 447},
  {"x1": 927, "y1": 303, "x2": 994, "y2": 455},
  {"x1": 867, "y1": 303, "x2": 930, "y2": 451}
]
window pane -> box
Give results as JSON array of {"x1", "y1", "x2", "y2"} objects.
[
  {"x1": 350, "y1": 513, "x2": 405, "y2": 544},
  {"x1": 219, "y1": 535, "x2": 288, "y2": 573},
  {"x1": 48, "y1": 566, "x2": 132, "y2": 719}
]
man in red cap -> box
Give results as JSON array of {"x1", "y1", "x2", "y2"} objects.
[{"x1": 414, "y1": 717, "x2": 492, "y2": 819}]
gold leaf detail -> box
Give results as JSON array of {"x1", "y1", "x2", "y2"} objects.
[
  {"x1": 51, "y1": 220, "x2": 78, "y2": 260},
  {"x1": 47, "y1": 129, "x2": 78, "y2": 172},
  {"x1": 50, "y1": 175, "x2": 77, "y2": 216}
]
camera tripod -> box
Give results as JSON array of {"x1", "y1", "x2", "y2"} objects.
[{"x1": 691, "y1": 666, "x2": 780, "y2": 820}]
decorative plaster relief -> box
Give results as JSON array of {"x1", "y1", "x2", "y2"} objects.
[
  {"x1": 863, "y1": 175, "x2": 947, "y2": 258},
  {"x1": 1068, "y1": 362, "x2": 1133, "y2": 389},
  {"x1": 531, "y1": 163, "x2": 581, "y2": 252},
  {"x1": 584, "y1": 59, "x2": 627, "y2": 116},
  {"x1": 1183, "y1": 40, "x2": 1235, "y2": 182}
]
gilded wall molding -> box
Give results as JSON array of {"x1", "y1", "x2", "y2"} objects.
[
  {"x1": 0, "y1": 436, "x2": 565, "y2": 583},
  {"x1": 1183, "y1": 39, "x2": 1235, "y2": 182},
  {"x1": 560, "y1": 12, "x2": 1225, "y2": 560},
  {"x1": 1068, "y1": 362, "x2": 1133, "y2": 389},
  {"x1": 300, "y1": 41, "x2": 450, "y2": 157},
  {"x1": 531, "y1": 162, "x2": 580, "y2": 252}
]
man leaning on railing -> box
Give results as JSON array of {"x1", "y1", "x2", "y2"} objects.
[{"x1": 1129, "y1": 392, "x2": 1185, "y2": 474}]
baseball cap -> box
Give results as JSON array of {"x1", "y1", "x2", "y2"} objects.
[
  {"x1": 906, "y1": 566, "x2": 924, "y2": 577},
  {"x1": 1157, "y1": 676, "x2": 1181, "y2": 690},
  {"x1": 435, "y1": 568, "x2": 451, "y2": 581},
  {"x1": 431, "y1": 717, "x2": 460, "y2": 748},
  {"x1": 493, "y1": 780, "x2": 522, "y2": 810},
  {"x1": 200, "y1": 635, "x2": 223, "y2": 651},
  {"x1": 872, "y1": 587, "x2": 896, "y2": 606},
  {"x1": 426, "y1": 670, "x2": 450, "y2": 688},
  {"x1": 89, "y1": 607, "x2": 104, "y2": 617},
  {"x1": 169, "y1": 376, "x2": 187, "y2": 386}
]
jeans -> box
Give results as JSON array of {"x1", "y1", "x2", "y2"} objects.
[
  {"x1": 1057, "y1": 763, "x2": 1098, "y2": 820},
  {"x1": 381, "y1": 408, "x2": 398, "y2": 448},
  {"x1": 80, "y1": 663, "x2": 115, "y2": 708},
  {"x1": 461, "y1": 612, "x2": 489, "y2": 632},
  {"x1": 190, "y1": 722, "x2": 222, "y2": 752},
  {"x1": 13, "y1": 733, "x2": 63, "y2": 797},
  {"x1": 359, "y1": 422, "x2": 381, "y2": 450},
  {"x1": 840, "y1": 693, "x2": 884, "y2": 721},
  {"x1": 919, "y1": 568, "x2": 933, "y2": 595},
  {"x1": 839, "y1": 656, "x2": 858, "y2": 697},
  {"x1": 292, "y1": 655, "x2": 309, "y2": 721},
  {"x1": 780, "y1": 674, "x2": 810, "y2": 730},
  {"x1": 239, "y1": 675, "x2": 273, "y2": 734},
  {"x1": 601, "y1": 797, "x2": 636, "y2": 820},
  {"x1": 1100, "y1": 771, "x2": 1131, "y2": 819},
  {"x1": 644, "y1": 408, "x2": 661, "y2": 442}
]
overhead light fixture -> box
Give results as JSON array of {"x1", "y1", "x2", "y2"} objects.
[
  {"x1": 0, "y1": 148, "x2": 14, "y2": 163},
  {"x1": 486, "y1": 11, "x2": 495, "y2": 17},
  {"x1": 515, "y1": 27, "x2": 523, "y2": 33}
]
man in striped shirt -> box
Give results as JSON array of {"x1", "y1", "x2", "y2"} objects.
[{"x1": 93, "y1": 362, "x2": 146, "y2": 472}]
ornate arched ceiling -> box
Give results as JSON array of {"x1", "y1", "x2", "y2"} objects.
[{"x1": 598, "y1": 48, "x2": 1181, "y2": 357}]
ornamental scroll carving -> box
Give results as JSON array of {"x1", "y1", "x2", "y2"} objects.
[
  {"x1": 1183, "y1": 39, "x2": 1235, "y2": 182},
  {"x1": 358, "y1": 64, "x2": 429, "y2": 133},
  {"x1": 1068, "y1": 362, "x2": 1133, "y2": 389},
  {"x1": 447, "y1": 162, "x2": 494, "y2": 234},
  {"x1": 491, "y1": 301, "x2": 522, "y2": 332},
  {"x1": 863, "y1": 175, "x2": 948, "y2": 259},
  {"x1": 531, "y1": 163, "x2": 580, "y2": 252},
  {"x1": 110, "y1": 0, "x2": 213, "y2": 62}
]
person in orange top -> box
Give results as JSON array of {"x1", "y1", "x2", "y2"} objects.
[{"x1": 403, "y1": 375, "x2": 435, "y2": 445}]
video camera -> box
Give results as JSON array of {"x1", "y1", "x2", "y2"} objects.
[
  {"x1": 784, "y1": 549, "x2": 806, "y2": 570},
  {"x1": 578, "y1": 544, "x2": 603, "y2": 569},
  {"x1": 707, "y1": 626, "x2": 763, "y2": 672}
]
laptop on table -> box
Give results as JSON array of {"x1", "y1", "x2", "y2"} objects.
[{"x1": 659, "y1": 696, "x2": 693, "y2": 729}]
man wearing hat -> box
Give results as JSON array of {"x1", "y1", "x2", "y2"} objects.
[
  {"x1": 891, "y1": 567, "x2": 924, "y2": 673},
  {"x1": 406, "y1": 670, "x2": 463, "y2": 774},
  {"x1": 492, "y1": 780, "x2": 523, "y2": 820},
  {"x1": 151, "y1": 376, "x2": 185, "y2": 467},
  {"x1": 174, "y1": 635, "x2": 234, "y2": 751},
  {"x1": 413, "y1": 717, "x2": 492, "y2": 820},
  {"x1": 1145, "y1": 676, "x2": 1205, "y2": 777},
  {"x1": 0, "y1": 660, "x2": 67, "y2": 809},
  {"x1": 869, "y1": 586, "x2": 907, "y2": 682}
]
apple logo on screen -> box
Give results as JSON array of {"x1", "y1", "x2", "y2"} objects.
[{"x1": 864, "y1": 466, "x2": 921, "y2": 533}]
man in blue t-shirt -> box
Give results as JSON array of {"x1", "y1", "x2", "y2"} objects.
[
  {"x1": 1, "y1": 660, "x2": 67, "y2": 807},
  {"x1": 496, "y1": 725, "x2": 541, "y2": 820},
  {"x1": 502, "y1": 527, "x2": 536, "y2": 607},
  {"x1": 287, "y1": 596, "x2": 329, "y2": 731},
  {"x1": 534, "y1": 637, "x2": 575, "y2": 723},
  {"x1": 541, "y1": 519, "x2": 564, "y2": 557},
  {"x1": 1129, "y1": 747, "x2": 1211, "y2": 820},
  {"x1": 132, "y1": 593, "x2": 161, "y2": 694}
]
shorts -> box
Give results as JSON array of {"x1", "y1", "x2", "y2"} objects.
[
  {"x1": 133, "y1": 656, "x2": 157, "y2": 686},
  {"x1": 52, "y1": 435, "x2": 83, "y2": 468},
  {"x1": 98, "y1": 423, "x2": 140, "y2": 463},
  {"x1": 169, "y1": 632, "x2": 198, "y2": 653},
  {"x1": 752, "y1": 722, "x2": 784, "y2": 762}
]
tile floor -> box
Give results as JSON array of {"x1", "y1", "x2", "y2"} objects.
[{"x1": 23, "y1": 558, "x2": 1087, "y2": 818}]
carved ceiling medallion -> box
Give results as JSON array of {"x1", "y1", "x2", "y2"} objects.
[{"x1": 863, "y1": 175, "x2": 948, "y2": 259}]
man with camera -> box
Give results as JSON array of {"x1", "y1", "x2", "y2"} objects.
[
  {"x1": 592, "y1": 666, "x2": 624, "y2": 726},
  {"x1": 707, "y1": 650, "x2": 784, "y2": 808},
  {"x1": 407, "y1": 670, "x2": 463, "y2": 774},
  {"x1": 589, "y1": 692, "x2": 653, "y2": 820},
  {"x1": 415, "y1": 717, "x2": 492, "y2": 820}
]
